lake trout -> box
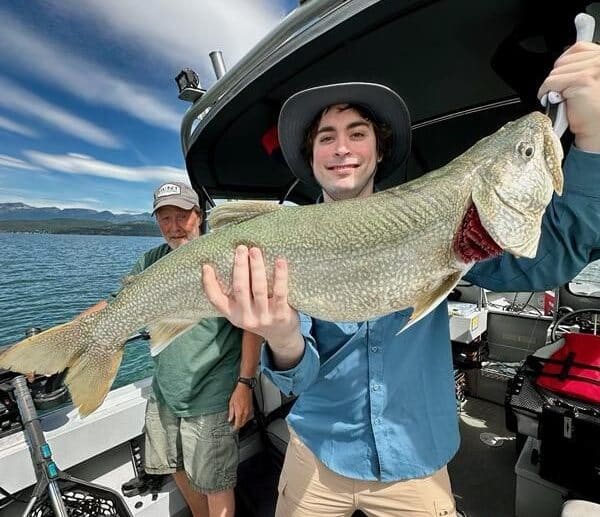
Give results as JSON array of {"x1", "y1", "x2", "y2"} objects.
[{"x1": 0, "y1": 112, "x2": 563, "y2": 415}]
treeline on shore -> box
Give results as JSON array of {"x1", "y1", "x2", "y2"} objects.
[{"x1": 0, "y1": 218, "x2": 161, "y2": 236}]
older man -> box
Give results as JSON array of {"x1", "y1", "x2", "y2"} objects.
[{"x1": 83, "y1": 182, "x2": 261, "y2": 517}]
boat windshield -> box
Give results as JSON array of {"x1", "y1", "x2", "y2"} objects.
[{"x1": 570, "y1": 259, "x2": 600, "y2": 297}]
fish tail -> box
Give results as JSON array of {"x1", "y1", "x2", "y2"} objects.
[{"x1": 0, "y1": 316, "x2": 125, "y2": 416}]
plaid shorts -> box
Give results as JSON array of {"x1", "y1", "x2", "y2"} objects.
[{"x1": 143, "y1": 395, "x2": 239, "y2": 493}]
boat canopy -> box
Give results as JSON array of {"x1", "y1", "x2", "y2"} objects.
[{"x1": 182, "y1": 0, "x2": 594, "y2": 204}]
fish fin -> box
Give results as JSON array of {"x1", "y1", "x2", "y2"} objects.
[
  {"x1": 544, "y1": 127, "x2": 564, "y2": 195},
  {"x1": 0, "y1": 321, "x2": 85, "y2": 376},
  {"x1": 65, "y1": 347, "x2": 124, "y2": 416},
  {"x1": 147, "y1": 317, "x2": 198, "y2": 356},
  {"x1": 0, "y1": 315, "x2": 126, "y2": 416},
  {"x1": 207, "y1": 200, "x2": 281, "y2": 230},
  {"x1": 398, "y1": 269, "x2": 468, "y2": 335}
]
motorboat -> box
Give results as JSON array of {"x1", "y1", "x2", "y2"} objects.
[{"x1": 2, "y1": 1, "x2": 600, "y2": 515}]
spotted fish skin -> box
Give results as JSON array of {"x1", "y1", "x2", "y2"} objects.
[{"x1": 0, "y1": 112, "x2": 563, "y2": 415}]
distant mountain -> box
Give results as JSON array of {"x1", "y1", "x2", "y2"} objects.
[
  {"x1": 0, "y1": 202, "x2": 152, "y2": 223},
  {"x1": 0, "y1": 218, "x2": 161, "y2": 237}
]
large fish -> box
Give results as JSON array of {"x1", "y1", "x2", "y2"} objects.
[{"x1": 0, "y1": 112, "x2": 563, "y2": 415}]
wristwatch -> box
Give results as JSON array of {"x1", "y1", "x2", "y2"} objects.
[{"x1": 237, "y1": 376, "x2": 257, "y2": 389}]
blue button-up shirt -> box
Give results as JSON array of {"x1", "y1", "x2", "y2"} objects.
[{"x1": 261, "y1": 147, "x2": 600, "y2": 481}]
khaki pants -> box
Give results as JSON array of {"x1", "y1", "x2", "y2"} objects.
[{"x1": 276, "y1": 430, "x2": 456, "y2": 517}]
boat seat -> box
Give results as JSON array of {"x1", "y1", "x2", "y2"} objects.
[
  {"x1": 254, "y1": 369, "x2": 296, "y2": 456},
  {"x1": 562, "y1": 499, "x2": 600, "y2": 516},
  {"x1": 506, "y1": 337, "x2": 600, "y2": 436},
  {"x1": 558, "y1": 284, "x2": 600, "y2": 313}
]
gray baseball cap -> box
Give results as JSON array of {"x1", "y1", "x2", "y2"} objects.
[
  {"x1": 278, "y1": 82, "x2": 411, "y2": 185},
  {"x1": 152, "y1": 182, "x2": 200, "y2": 214}
]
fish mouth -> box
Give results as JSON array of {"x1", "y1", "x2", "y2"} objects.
[{"x1": 453, "y1": 204, "x2": 503, "y2": 263}]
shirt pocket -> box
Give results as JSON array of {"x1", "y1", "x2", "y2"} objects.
[{"x1": 316, "y1": 322, "x2": 365, "y2": 377}]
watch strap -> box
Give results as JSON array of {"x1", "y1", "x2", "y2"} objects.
[{"x1": 237, "y1": 376, "x2": 257, "y2": 389}]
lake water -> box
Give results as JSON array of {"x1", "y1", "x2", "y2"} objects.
[
  {"x1": 0, "y1": 233, "x2": 163, "y2": 389},
  {"x1": 1, "y1": 233, "x2": 599, "y2": 391}
]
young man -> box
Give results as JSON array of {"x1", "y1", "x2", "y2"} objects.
[
  {"x1": 202, "y1": 41, "x2": 600, "y2": 516},
  {"x1": 83, "y1": 182, "x2": 262, "y2": 517}
]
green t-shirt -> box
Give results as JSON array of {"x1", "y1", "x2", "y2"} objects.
[{"x1": 127, "y1": 243, "x2": 242, "y2": 417}]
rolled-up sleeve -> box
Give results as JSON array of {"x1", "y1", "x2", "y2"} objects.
[
  {"x1": 467, "y1": 147, "x2": 600, "y2": 291},
  {"x1": 260, "y1": 313, "x2": 321, "y2": 395}
]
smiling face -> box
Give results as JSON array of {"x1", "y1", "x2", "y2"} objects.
[
  {"x1": 311, "y1": 104, "x2": 381, "y2": 201},
  {"x1": 155, "y1": 205, "x2": 202, "y2": 249}
]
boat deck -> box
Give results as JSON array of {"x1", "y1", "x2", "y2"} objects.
[
  {"x1": 0, "y1": 391, "x2": 540, "y2": 517},
  {"x1": 450, "y1": 397, "x2": 517, "y2": 517}
]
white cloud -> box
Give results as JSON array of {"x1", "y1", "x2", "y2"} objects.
[
  {"x1": 54, "y1": 0, "x2": 285, "y2": 80},
  {"x1": 0, "y1": 154, "x2": 42, "y2": 171},
  {"x1": 0, "y1": 8, "x2": 188, "y2": 131},
  {"x1": 0, "y1": 115, "x2": 38, "y2": 138},
  {"x1": 0, "y1": 3, "x2": 287, "y2": 134},
  {"x1": 24, "y1": 150, "x2": 187, "y2": 183},
  {"x1": 0, "y1": 77, "x2": 121, "y2": 149}
]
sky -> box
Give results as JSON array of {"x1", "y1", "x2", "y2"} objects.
[{"x1": 0, "y1": 1, "x2": 297, "y2": 213}]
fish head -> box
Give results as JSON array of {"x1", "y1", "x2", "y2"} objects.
[{"x1": 468, "y1": 111, "x2": 563, "y2": 259}]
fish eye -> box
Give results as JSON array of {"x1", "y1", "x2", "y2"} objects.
[{"x1": 517, "y1": 141, "x2": 535, "y2": 160}]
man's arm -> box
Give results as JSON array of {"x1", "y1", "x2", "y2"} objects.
[
  {"x1": 239, "y1": 331, "x2": 263, "y2": 378},
  {"x1": 228, "y1": 330, "x2": 263, "y2": 430},
  {"x1": 260, "y1": 313, "x2": 322, "y2": 397},
  {"x1": 75, "y1": 300, "x2": 107, "y2": 320}
]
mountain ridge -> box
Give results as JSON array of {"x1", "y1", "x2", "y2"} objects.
[{"x1": 0, "y1": 202, "x2": 152, "y2": 223}]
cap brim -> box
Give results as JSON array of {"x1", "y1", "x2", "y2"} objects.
[
  {"x1": 152, "y1": 199, "x2": 197, "y2": 214},
  {"x1": 278, "y1": 82, "x2": 411, "y2": 186}
]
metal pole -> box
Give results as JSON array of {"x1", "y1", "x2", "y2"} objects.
[
  {"x1": 209, "y1": 50, "x2": 227, "y2": 79},
  {"x1": 12, "y1": 376, "x2": 68, "y2": 517}
]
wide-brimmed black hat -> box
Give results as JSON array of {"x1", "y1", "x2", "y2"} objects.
[{"x1": 277, "y1": 82, "x2": 411, "y2": 185}]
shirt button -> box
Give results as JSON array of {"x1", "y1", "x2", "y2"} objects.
[
  {"x1": 372, "y1": 384, "x2": 380, "y2": 392},
  {"x1": 370, "y1": 346, "x2": 379, "y2": 353},
  {"x1": 374, "y1": 418, "x2": 381, "y2": 425}
]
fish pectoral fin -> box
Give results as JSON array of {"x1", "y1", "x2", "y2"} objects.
[
  {"x1": 399, "y1": 271, "x2": 464, "y2": 334},
  {"x1": 207, "y1": 200, "x2": 282, "y2": 230},
  {"x1": 147, "y1": 317, "x2": 199, "y2": 356}
]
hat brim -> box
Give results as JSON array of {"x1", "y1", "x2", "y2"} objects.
[
  {"x1": 152, "y1": 198, "x2": 198, "y2": 214},
  {"x1": 277, "y1": 82, "x2": 411, "y2": 186}
]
